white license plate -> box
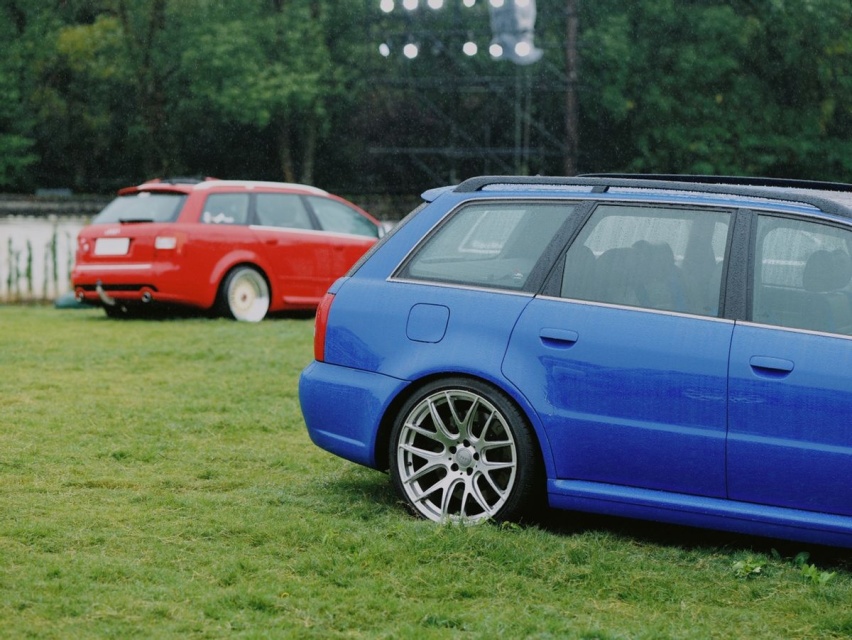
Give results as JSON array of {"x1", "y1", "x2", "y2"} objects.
[{"x1": 94, "y1": 238, "x2": 130, "y2": 256}]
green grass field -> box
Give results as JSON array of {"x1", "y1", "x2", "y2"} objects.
[{"x1": 1, "y1": 305, "x2": 851, "y2": 639}]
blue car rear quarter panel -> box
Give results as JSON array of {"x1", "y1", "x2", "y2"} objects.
[
  {"x1": 299, "y1": 361, "x2": 408, "y2": 467},
  {"x1": 311, "y1": 275, "x2": 557, "y2": 470},
  {"x1": 325, "y1": 278, "x2": 534, "y2": 384}
]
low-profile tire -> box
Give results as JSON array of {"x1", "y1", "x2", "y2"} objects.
[
  {"x1": 218, "y1": 266, "x2": 270, "y2": 322},
  {"x1": 389, "y1": 377, "x2": 541, "y2": 524}
]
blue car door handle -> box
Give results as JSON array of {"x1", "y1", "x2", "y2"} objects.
[
  {"x1": 749, "y1": 355, "x2": 794, "y2": 375},
  {"x1": 540, "y1": 328, "x2": 579, "y2": 348}
]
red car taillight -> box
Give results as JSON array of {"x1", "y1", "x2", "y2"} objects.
[
  {"x1": 154, "y1": 232, "x2": 187, "y2": 254},
  {"x1": 78, "y1": 236, "x2": 91, "y2": 256},
  {"x1": 314, "y1": 292, "x2": 335, "y2": 362}
]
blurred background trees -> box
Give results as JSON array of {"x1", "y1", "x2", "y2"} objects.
[{"x1": 1, "y1": 0, "x2": 852, "y2": 196}]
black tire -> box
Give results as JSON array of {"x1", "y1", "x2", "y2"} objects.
[
  {"x1": 216, "y1": 266, "x2": 270, "y2": 322},
  {"x1": 389, "y1": 377, "x2": 541, "y2": 524}
]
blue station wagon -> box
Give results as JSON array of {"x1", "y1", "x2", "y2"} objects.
[{"x1": 299, "y1": 175, "x2": 852, "y2": 548}]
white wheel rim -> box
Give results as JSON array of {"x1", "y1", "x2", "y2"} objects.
[
  {"x1": 227, "y1": 270, "x2": 269, "y2": 322},
  {"x1": 396, "y1": 389, "x2": 518, "y2": 523}
]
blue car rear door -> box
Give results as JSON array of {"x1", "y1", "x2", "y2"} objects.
[{"x1": 503, "y1": 203, "x2": 735, "y2": 497}]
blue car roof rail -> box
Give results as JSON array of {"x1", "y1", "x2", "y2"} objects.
[
  {"x1": 452, "y1": 175, "x2": 852, "y2": 219},
  {"x1": 581, "y1": 173, "x2": 852, "y2": 193}
]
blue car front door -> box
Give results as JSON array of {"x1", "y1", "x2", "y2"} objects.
[
  {"x1": 728, "y1": 325, "x2": 852, "y2": 516},
  {"x1": 727, "y1": 214, "x2": 852, "y2": 516}
]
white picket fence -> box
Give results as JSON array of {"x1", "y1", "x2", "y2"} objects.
[{"x1": 0, "y1": 216, "x2": 88, "y2": 302}]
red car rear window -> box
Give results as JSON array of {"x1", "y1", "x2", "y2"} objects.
[{"x1": 93, "y1": 193, "x2": 187, "y2": 224}]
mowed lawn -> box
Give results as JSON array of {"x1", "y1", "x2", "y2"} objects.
[{"x1": 1, "y1": 305, "x2": 851, "y2": 639}]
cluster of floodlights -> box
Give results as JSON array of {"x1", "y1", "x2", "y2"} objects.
[
  {"x1": 380, "y1": 0, "x2": 479, "y2": 9},
  {"x1": 377, "y1": 0, "x2": 542, "y2": 64}
]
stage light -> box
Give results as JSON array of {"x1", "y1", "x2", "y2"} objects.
[
  {"x1": 515, "y1": 41, "x2": 531, "y2": 57},
  {"x1": 403, "y1": 43, "x2": 419, "y2": 58}
]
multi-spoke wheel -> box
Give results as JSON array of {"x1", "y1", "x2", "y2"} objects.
[
  {"x1": 390, "y1": 378, "x2": 540, "y2": 524},
  {"x1": 218, "y1": 266, "x2": 270, "y2": 322}
]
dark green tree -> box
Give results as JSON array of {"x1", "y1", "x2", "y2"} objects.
[
  {"x1": 578, "y1": 0, "x2": 852, "y2": 179},
  {"x1": 5, "y1": 0, "x2": 852, "y2": 193},
  {"x1": 181, "y1": 0, "x2": 364, "y2": 184},
  {"x1": 0, "y1": 1, "x2": 39, "y2": 188}
]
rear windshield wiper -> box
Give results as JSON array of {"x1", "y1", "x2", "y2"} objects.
[{"x1": 118, "y1": 218, "x2": 155, "y2": 224}]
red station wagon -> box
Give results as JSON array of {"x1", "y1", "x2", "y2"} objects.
[{"x1": 72, "y1": 178, "x2": 382, "y2": 320}]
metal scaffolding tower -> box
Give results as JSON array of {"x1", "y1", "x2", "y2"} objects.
[{"x1": 366, "y1": 0, "x2": 579, "y2": 186}]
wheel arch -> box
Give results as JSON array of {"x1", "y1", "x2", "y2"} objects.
[
  {"x1": 373, "y1": 371, "x2": 553, "y2": 485},
  {"x1": 213, "y1": 261, "x2": 274, "y2": 308},
  {"x1": 209, "y1": 252, "x2": 277, "y2": 309}
]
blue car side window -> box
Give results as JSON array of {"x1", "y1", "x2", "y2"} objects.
[
  {"x1": 561, "y1": 204, "x2": 731, "y2": 317},
  {"x1": 752, "y1": 216, "x2": 852, "y2": 335},
  {"x1": 402, "y1": 202, "x2": 576, "y2": 290}
]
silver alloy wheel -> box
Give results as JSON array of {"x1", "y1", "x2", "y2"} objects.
[
  {"x1": 225, "y1": 267, "x2": 269, "y2": 322},
  {"x1": 396, "y1": 388, "x2": 518, "y2": 523}
]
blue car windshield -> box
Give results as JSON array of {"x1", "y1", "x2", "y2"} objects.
[{"x1": 93, "y1": 192, "x2": 187, "y2": 223}]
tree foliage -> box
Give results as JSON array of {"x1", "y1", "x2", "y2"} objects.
[
  {"x1": 181, "y1": 0, "x2": 344, "y2": 183},
  {"x1": 580, "y1": 0, "x2": 852, "y2": 180},
  {"x1": 0, "y1": 1, "x2": 39, "y2": 186},
  {"x1": 2, "y1": 0, "x2": 852, "y2": 194}
]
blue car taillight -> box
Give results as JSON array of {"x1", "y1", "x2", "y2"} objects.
[{"x1": 314, "y1": 292, "x2": 335, "y2": 362}]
